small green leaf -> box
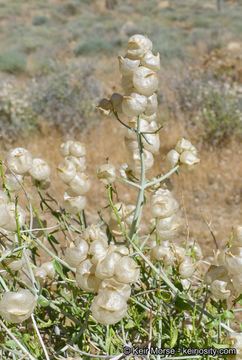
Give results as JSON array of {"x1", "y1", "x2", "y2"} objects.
[
  {"x1": 38, "y1": 297, "x2": 50, "y2": 307},
  {"x1": 221, "y1": 310, "x2": 234, "y2": 320},
  {"x1": 170, "y1": 328, "x2": 178, "y2": 348},
  {"x1": 125, "y1": 321, "x2": 135, "y2": 329},
  {"x1": 175, "y1": 296, "x2": 191, "y2": 311},
  {"x1": 53, "y1": 259, "x2": 65, "y2": 280}
]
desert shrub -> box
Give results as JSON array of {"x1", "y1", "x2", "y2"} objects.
[
  {"x1": 0, "y1": 81, "x2": 39, "y2": 143},
  {"x1": 0, "y1": 33, "x2": 241, "y2": 360},
  {"x1": 0, "y1": 51, "x2": 26, "y2": 74},
  {"x1": 32, "y1": 15, "x2": 48, "y2": 26},
  {"x1": 31, "y1": 61, "x2": 104, "y2": 135},
  {"x1": 169, "y1": 67, "x2": 242, "y2": 145}
]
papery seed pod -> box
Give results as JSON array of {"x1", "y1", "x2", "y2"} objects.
[
  {"x1": 57, "y1": 158, "x2": 76, "y2": 184},
  {"x1": 91, "y1": 289, "x2": 127, "y2": 325},
  {"x1": 156, "y1": 215, "x2": 180, "y2": 241},
  {"x1": 181, "y1": 279, "x2": 191, "y2": 291},
  {"x1": 210, "y1": 279, "x2": 231, "y2": 300},
  {"x1": 141, "y1": 51, "x2": 160, "y2": 72},
  {"x1": 97, "y1": 98, "x2": 113, "y2": 116},
  {"x1": 204, "y1": 265, "x2": 228, "y2": 285},
  {"x1": 130, "y1": 148, "x2": 154, "y2": 173},
  {"x1": 166, "y1": 149, "x2": 180, "y2": 169},
  {"x1": 6, "y1": 148, "x2": 32, "y2": 175},
  {"x1": 76, "y1": 259, "x2": 100, "y2": 292},
  {"x1": 121, "y1": 75, "x2": 135, "y2": 94},
  {"x1": 0, "y1": 190, "x2": 9, "y2": 204},
  {"x1": 232, "y1": 225, "x2": 242, "y2": 247},
  {"x1": 65, "y1": 156, "x2": 86, "y2": 172},
  {"x1": 0, "y1": 289, "x2": 36, "y2": 323},
  {"x1": 179, "y1": 258, "x2": 196, "y2": 279},
  {"x1": 99, "y1": 278, "x2": 131, "y2": 301},
  {"x1": 215, "y1": 249, "x2": 226, "y2": 266},
  {"x1": 95, "y1": 250, "x2": 121, "y2": 280},
  {"x1": 114, "y1": 245, "x2": 130, "y2": 256},
  {"x1": 41, "y1": 261, "x2": 55, "y2": 279},
  {"x1": 142, "y1": 132, "x2": 160, "y2": 154},
  {"x1": 3, "y1": 203, "x2": 26, "y2": 232},
  {"x1": 150, "y1": 188, "x2": 179, "y2": 218},
  {"x1": 0, "y1": 204, "x2": 11, "y2": 227},
  {"x1": 114, "y1": 256, "x2": 140, "y2": 284},
  {"x1": 224, "y1": 246, "x2": 242, "y2": 275},
  {"x1": 151, "y1": 245, "x2": 175, "y2": 266},
  {"x1": 171, "y1": 245, "x2": 186, "y2": 264},
  {"x1": 123, "y1": 205, "x2": 135, "y2": 227},
  {"x1": 37, "y1": 177, "x2": 51, "y2": 190},
  {"x1": 8, "y1": 259, "x2": 25, "y2": 272},
  {"x1": 126, "y1": 118, "x2": 150, "y2": 137},
  {"x1": 119, "y1": 163, "x2": 129, "y2": 179},
  {"x1": 127, "y1": 34, "x2": 152, "y2": 59},
  {"x1": 175, "y1": 138, "x2": 197, "y2": 154},
  {"x1": 144, "y1": 93, "x2": 158, "y2": 115},
  {"x1": 141, "y1": 112, "x2": 158, "y2": 123},
  {"x1": 225, "y1": 333, "x2": 242, "y2": 360},
  {"x1": 118, "y1": 56, "x2": 140, "y2": 76},
  {"x1": 124, "y1": 137, "x2": 139, "y2": 153},
  {"x1": 89, "y1": 240, "x2": 108, "y2": 265},
  {"x1": 97, "y1": 164, "x2": 116, "y2": 185},
  {"x1": 122, "y1": 93, "x2": 147, "y2": 117},
  {"x1": 34, "y1": 266, "x2": 47, "y2": 284},
  {"x1": 4, "y1": 172, "x2": 23, "y2": 192},
  {"x1": 64, "y1": 240, "x2": 89, "y2": 268},
  {"x1": 83, "y1": 224, "x2": 108, "y2": 243},
  {"x1": 63, "y1": 192, "x2": 86, "y2": 214},
  {"x1": 29, "y1": 158, "x2": 51, "y2": 181},
  {"x1": 232, "y1": 274, "x2": 242, "y2": 294},
  {"x1": 133, "y1": 66, "x2": 158, "y2": 96},
  {"x1": 69, "y1": 142, "x2": 86, "y2": 158},
  {"x1": 186, "y1": 240, "x2": 203, "y2": 261},
  {"x1": 109, "y1": 218, "x2": 126, "y2": 237},
  {"x1": 60, "y1": 140, "x2": 74, "y2": 157},
  {"x1": 110, "y1": 202, "x2": 126, "y2": 222},
  {"x1": 110, "y1": 93, "x2": 123, "y2": 113},
  {"x1": 180, "y1": 151, "x2": 200, "y2": 170},
  {"x1": 67, "y1": 172, "x2": 91, "y2": 196}
]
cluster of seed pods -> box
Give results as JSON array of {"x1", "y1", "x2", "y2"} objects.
[
  {"x1": 149, "y1": 187, "x2": 202, "y2": 279},
  {"x1": 64, "y1": 225, "x2": 140, "y2": 325},
  {"x1": 57, "y1": 141, "x2": 90, "y2": 214},
  {"x1": 205, "y1": 225, "x2": 242, "y2": 299},
  {"x1": 0, "y1": 147, "x2": 51, "y2": 232}
]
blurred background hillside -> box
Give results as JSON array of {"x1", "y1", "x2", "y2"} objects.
[{"x1": 0, "y1": 0, "x2": 241, "y2": 257}]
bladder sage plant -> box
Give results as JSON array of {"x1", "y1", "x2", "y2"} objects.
[{"x1": 0, "y1": 34, "x2": 241, "y2": 360}]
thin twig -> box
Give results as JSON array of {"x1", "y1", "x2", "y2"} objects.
[
  {"x1": 0, "y1": 319, "x2": 36, "y2": 360},
  {"x1": 31, "y1": 314, "x2": 50, "y2": 360}
]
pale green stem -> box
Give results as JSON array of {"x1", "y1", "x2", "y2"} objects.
[
  {"x1": 31, "y1": 236, "x2": 75, "y2": 273},
  {"x1": 117, "y1": 176, "x2": 141, "y2": 189},
  {"x1": 31, "y1": 314, "x2": 50, "y2": 360},
  {"x1": 144, "y1": 165, "x2": 179, "y2": 189},
  {"x1": 0, "y1": 246, "x2": 25, "y2": 263},
  {"x1": 0, "y1": 319, "x2": 37, "y2": 360},
  {"x1": 129, "y1": 116, "x2": 146, "y2": 240},
  {"x1": 0, "y1": 275, "x2": 9, "y2": 292}
]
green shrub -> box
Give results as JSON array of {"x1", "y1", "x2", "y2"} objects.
[
  {"x1": 31, "y1": 61, "x2": 104, "y2": 134},
  {"x1": 32, "y1": 15, "x2": 48, "y2": 26},
  {"x1": 75, "y1": 37, "x2": 114, "y2": 56},
  {"x1": 0, "y1": 51, "x2": 26, "y2": 74}
]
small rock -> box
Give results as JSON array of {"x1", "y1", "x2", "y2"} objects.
[
  {"x1": 158, "y1": 1, "x2": 170, "y2": 9},
  {"x1": 227, "y1": 42, "x2": 241, "y2": 53}
]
